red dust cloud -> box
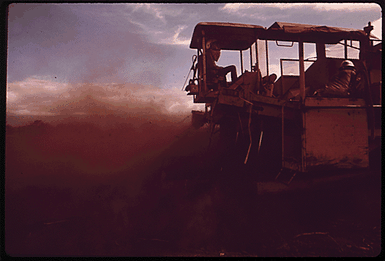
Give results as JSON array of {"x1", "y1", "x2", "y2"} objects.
[
  {"x1": 5, "y1": 82, "x2": 207, "y2": 256},
  {"x1": 6, "y1": 82, "x2": 195, "y2": 175}
]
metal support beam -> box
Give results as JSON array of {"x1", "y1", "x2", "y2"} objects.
[
  {"x1": 240, "y1": 50, "x2": 244, "y2": 74},
  {"x1": 301, "y1": 111, "x2": 306, "y2": 172},
  {"x1": 299, "y1": 40, "x2": 305, "y2": 101},
  {"x1": 250, "y1": 47, "x2": 253, "y2": 72},
  {"x1": 265, "y1": 40, "x2": 269, "y2": 76},
  {"x1": 281, "y1": 105, "x2": 285, "y2": 168},
  {"x1": 344, "y1": 39, "x2": 348, "y2": 59},
  {"x1": 255, "y1": 41, "x2": 259, "y2": 71},
  {"x1": 316, "y1": 42, "x2": 326, "y2": 60},
  {"x1": 255, "y1": 41, "x2": 260, "y2": 94},
  {"x1": 202, "y1": 30, "x2": 207, "y2": 94}
]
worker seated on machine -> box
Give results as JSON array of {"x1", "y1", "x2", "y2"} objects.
[
  {"x1": 313, "y1": 60, "x2": 357, "y2": 97},
  {"x1": 206, "y1": 40, "x2": 238, "y2": 90}
]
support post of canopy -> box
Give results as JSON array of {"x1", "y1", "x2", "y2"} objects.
[
  {"x1": 298, "y1": 39, "x2": 306, "y2": 172},
  {"x1": 250, "y1": 47, "x2": 253, "y2": 72},
  {"x1": 255, "y1": 41, "x2": 260, "y2": 94},
  {"x1": 299, "y1": 39, "x2": 305, "y2": 101},
  {"x1": 255, "y1": 41, "x2": 259, "y2": 70},
  {"x1": 240, "y1": 50, "x2": 244, "y2": 73},
  {"x1": 316, "y1": 42, "x2": 326, "y2": 61},
  {"x1": 344, "y1": 39, "x2": 348, "y2": 59},
  {"x1": 202, "y1": 30, "x2": 207, "y2": 95},
  {"x1": 265, "y1": 40, "x2": 269, "y2": 76}
]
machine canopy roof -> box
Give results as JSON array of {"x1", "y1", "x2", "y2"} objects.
[
  {"x1": 262, "y1": 22, "x2": 369, "y2": 43},
  {"x1": 189, "y1": 22, "x2": 265, "y2": 50},
  {"x1": 189, "y1": 22, "x2": 371, "y2": 50}
]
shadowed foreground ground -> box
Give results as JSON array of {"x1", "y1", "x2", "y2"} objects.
[{"x1": 5, "y1": 120, "x2": 381, "y2": 257}]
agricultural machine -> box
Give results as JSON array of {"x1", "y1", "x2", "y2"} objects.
[{"x1": 184, "y1": 21, "x2": 381, "y2": 181}]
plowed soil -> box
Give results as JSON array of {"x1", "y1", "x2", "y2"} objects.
[{"x1": 5, "y1": 121, "x2": 381, "y2": 257}]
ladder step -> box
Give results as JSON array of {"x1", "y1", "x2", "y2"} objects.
[{"x1": 275, "y1": 168, "x2": 297, "y2": 185}]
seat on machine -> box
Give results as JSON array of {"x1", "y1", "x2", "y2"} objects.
[{"x1": 228, "y1": 70, "x2": 261, "y2": 94}]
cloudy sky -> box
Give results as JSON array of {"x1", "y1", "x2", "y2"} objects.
[{"x1": 6, "y1": 3, "x2": 382, "y2": 118}]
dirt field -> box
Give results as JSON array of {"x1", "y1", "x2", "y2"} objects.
[{"x1": 5, "y1": 119, "x2": 382, "y2": 257}]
